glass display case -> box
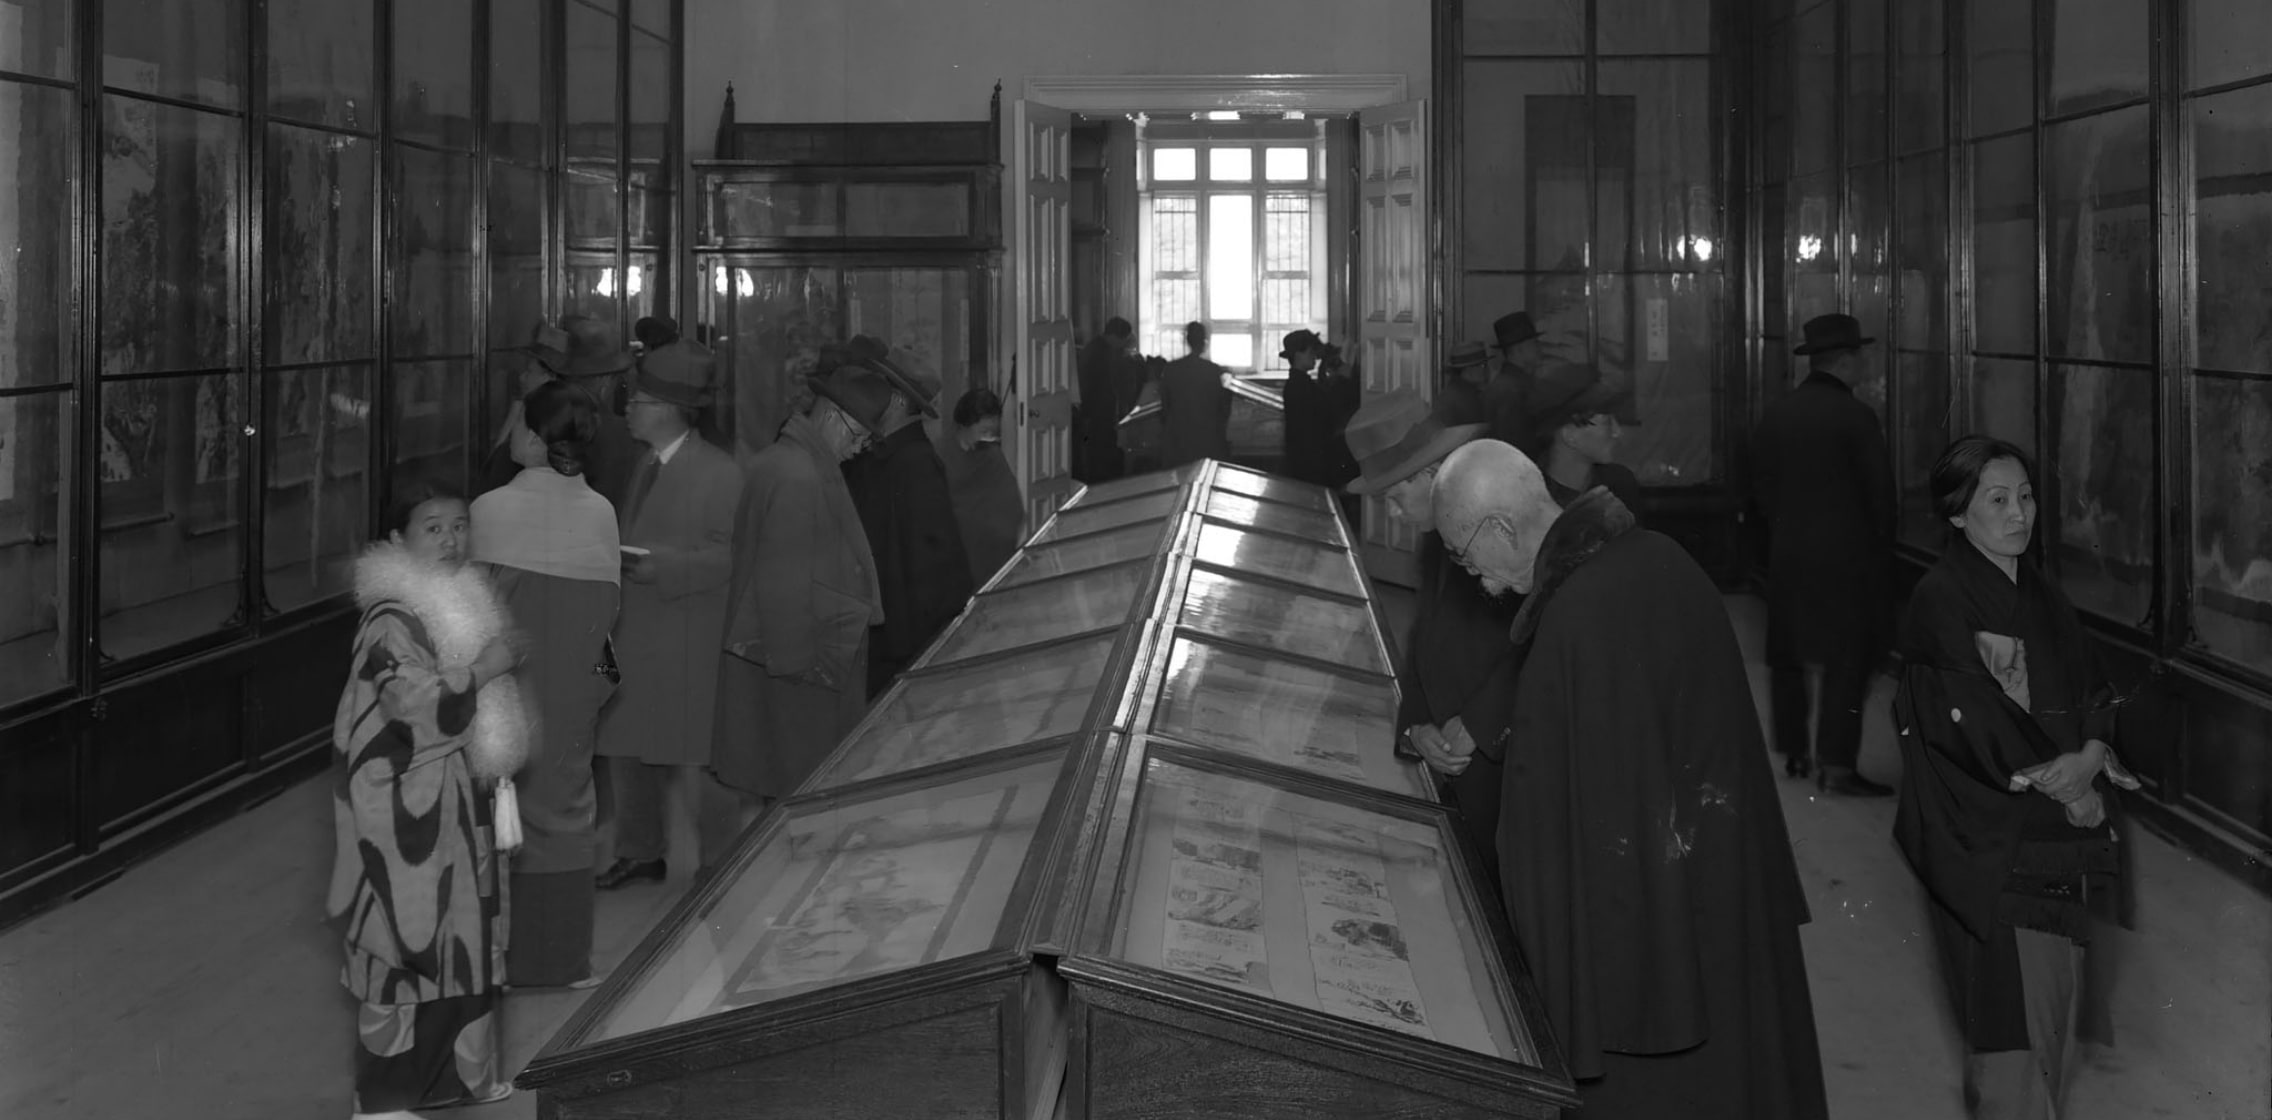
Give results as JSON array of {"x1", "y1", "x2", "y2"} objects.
[{"x1": 518, "y1": 461, "x2": 1575, "y2": 1119}]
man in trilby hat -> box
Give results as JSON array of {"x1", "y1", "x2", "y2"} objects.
[
  {"x1": 480, "y1": 316, "x2": 638, "y2": 501},
  {"x1": 594, "y1": 338, "x2": 746, "y2": 887},
  {"x1": 1520, "y1": 363, "x2": 1645, "y2": 515},
  {"x1": 1484, "y1": 311, "x2": 1544, "y2": 445},
  {"x1": 1747, "y1": 312, "x2": 1897, "y2": 796}
]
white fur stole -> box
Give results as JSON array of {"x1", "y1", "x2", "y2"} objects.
[{"x1": 353, "y1": 542, "x2": 533, "y2": 781}]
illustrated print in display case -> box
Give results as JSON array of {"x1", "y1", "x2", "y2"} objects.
[{"x1": 519, "y1": 460, "x2": 1575, "y2": 1119}]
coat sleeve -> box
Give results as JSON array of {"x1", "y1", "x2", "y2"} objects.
[
  {"x1": 651, "y1": 453, "x2": 743, "y2": 602},
  {"x1": 1894, "y1": 591, "x2": 2063, "y2": 785},
  {"x1": 358, "y1": 607, "x2": 480, "y2": 770}
]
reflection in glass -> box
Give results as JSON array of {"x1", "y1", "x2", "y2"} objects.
[
  {"x1": 1788, "y1": 170, "x2": 1837, "y2": 332},
  {"x1": 100, "y1": 99, "x2": 241, "y2": 376},
  {"x1": 709, "y1": 265, "x2": 844, "y2": 458},
  {"x1": 1193, "y1": 523, "x2": 1363, "y2": 599},
  {"x1": 842, "y1": 269, "x2": 972, "y2": 408},
  {"x1": 268, "y1": 0, "x2": 373, "y2": 129},
  {"x1": 1599, "y1": 0, "x2": 1711, "y2": 54},
  {"x1": 489, "y1": 161, "x2": 548, "y2": 351},
  {"x1": 567, "y1": 163, "x2": 622, "y2": 244},
  {"x1": 710, "y1": 179, "x2": 838, "y2": 240},
  {"x1": 1, "y1": 1, "x2": 74, "y2": 80},
  {"x1": 267, "y1": 127, "x2": 375, "y2": 365},
  {"x1": 1109, "y1": 758, "x2": 1527, "y2": 1057},
  {"x1": 1203, "y1": 491, "x2": 1341, "y2": 543},
  {"x1": 629, "y1": 27, "x2": 672, "y2": 162},
  {"x1": 2048, "y1": 0, "x2": 2146, "y2": 116},
  {"x1": 1967, "y1": 0, "x2": 2034, "y2": 136},
  {"x1": 2189, "y1": 0, "x2": 2272, "y2": 94},
  {"x1": 2192, "y1": 83, "x2": 2272, "y2": 375},
  {"x1": 1463, "y1": 0, "x2": 1583, "y2": 54},
  {"x1": 2047, "y1": 108, "x2": 2152, "y2": 363},
  {"x1": 1181, "y1": 568, "x2": 1382, "y2": 673},
  {"x1": 1971, "y1": 134, "x2": 2036, "y2": 356},
  {"x1": 1069, "y1": 470, "x2": 1184, "y2": 509},
  {"x1": 1039, "y1": 489, "x2": 1181, "y2": 544},
  {"x1": 592, "y1": 752, "x2": 1061, "y2": 1041},
  {"x1": 391, "y1": 0, "x2": 475, "y2": 149},
  {"x1": 1791, "y1": 5, "x2": 1837, "y2": 177},
  {"x1": 2049, "y1": 365, "x2": 2153, "y2": 626},
  {"x1": 489, "y1": 0, "x2": 547, "y2": 160},
  {"x1": 1597, "y1": 61, "x2": 1718, "y2": 273},
  {"x1": 101, "y1": 0, "x2": 243, "y2": 107},
  {"x1": 1152, "y1": 639, "x2": 1422, "y2": 798},
  {"x1": 995, "y1": 521, "x2": 1167, "y2": 590},
  {"x1": 1, "y1": 81, "x2": 74, "y2": 389},
  {"x1": 0, "y1": 390, "x2": 71, "y2": 708},
  {"x1": 97, "y1": 373, "x2": 247, "y2": 663},
  {"x1": 845, "y1": 183, "x2": 972, "y2": 239},
  {"x1": 565, "y1": 0, "x2": 621, "y2": 160},
  {"x1": 391, "y1": 148, "x2": 475, "y2": 358},
  {"x1": 2191, "y1": 373, "x2": 2272, "y2": 674},
  {"x1": 1895, "y1": 152, "x2": 1948, "y2": 350},
  {"x1": 264, "y1": 366, "x2": 371, "y2": 613},
  {"x1": 1458, "y1": 62, "x2": 1585, "y2": 274},
  {"x1": 828, "y1": 635, "x2": 1112, "y2": 786},
  {"x1": 1592, "y1": 273, "x2": 1721, "y2": 484},
  {"x1": 1847, "y1": 0, "x2": 1887, "y2": 163},
  {"x1": 1972, "y1": 357, "x2": 2036, "y2": 454},
  {"x1": 1895, "y1": 0, "x2": 1946, "y2": 154},
  {"x1": 391, "y1": 359, "x2": 471, "y2": 491},
  {"x1": 929, "y1": 561, "x2": 1147, "y2": 666},
  {"x1": 1211, "y1": 466, "x2": 1329, "y2": 511},
  {"x1": 1896, "y1": 352, "x2": 1953, "y2": 552}
]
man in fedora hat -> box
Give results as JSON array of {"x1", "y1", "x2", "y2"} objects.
[
  {"x1": 1484, "y1": 311, "x2": 1544, "y2": 444},
  {"x1": 1281, "y1": 328, "x2": 1356, "y2": 488},
  {"x1": 1436, "y1": 341, "x2": 1493, "y2": 427},
  {"x1": 1076, "y1": 317, "x2": 1144, "y2": 483},
  {"x1": 481, "y1": 316, "x2": 641, "y2": 502},
  {"x1": 1747, "y1": 312, "x2": 1897, "y2": 796},
  {"x1": 1341, "y1": 390, "x2": 1513, "y2": 876},
  {"x1": 840, "y1": 337, "x2": 975, "y2": 699},
  {"x1": 712, "y1": 360, "x2": 889, "y2": 815},
  {"x1": 594, "y1": 339, "x2": 747, "y2": 887},
  {"x1": 1429, "y1": 438, "x2": 1827, "y2": 1118},
  {"x1": 1520, "y1": 363, "x2": 1644, "y2": 515}
]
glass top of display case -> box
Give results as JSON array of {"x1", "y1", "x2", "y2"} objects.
[
  {"x1": 929, "y1": 560, "x2": 1152, "y2": 667},
  {"x1": 1202, "y1": 490, "x2": 1345, "y2": 545},
  {"x1": 1065, "y1": 469, "x2": 1190, "y2": 509},
  {"x1": 1178, "y1": 568, "x2": 1386, "y2": 675},
  {"x1": 1191, "y1": 521, "x2": 1366, "y2": 600},
  {"x1": 1149, "y1": 635, "x2": 1425, "y2": 799},
  {"x1": 1097, "y1": 750, "x2": 1532, "y2": 1062},
  {"x1": 992, "y1": 519, "x2": 1171, "y2": 591},
  {"x1": 584, "y1": 747, "x2": 1068, "y2": 1044},
  {"x1": 1210, "y1": 464, "x2": 1334, "y2": 512},
  {"x1": 1036, "y1": 489, "x2": 1185, "y2": 544}
]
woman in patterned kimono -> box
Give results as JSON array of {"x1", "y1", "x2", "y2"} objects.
[
  {"x1": 472, "y1": 381, "x2": 620, "y2": 989},
  {"x1": 331, "y1": 480, "x2": 528, "y2": 1119}
]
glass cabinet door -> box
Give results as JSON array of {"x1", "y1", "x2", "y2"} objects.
[
  {"x1": 929, "y1": 560, "x2": 1150, "y2": 666},
  {"x1": 1035, "y1": 489, "x2": 1183, "y2": 544},
  {"x1": 1210, "y1": 464, "x2": 1333, "y2": 512},
  {"x1": 1150, "y1": 636, "x2": 1424, "y2": 799},
  {"x1": 1191, "y1": 522, "x2": 1365, "y2": 600},
  {"x1": 1202, "y1": 491, "x2": 1344, "y2": 545},
  {"x1": 1178, "y1": 568, "x2": 1385, "y2": 674},
  {"x1": 993, "y1": 520, "x2": 1170, "y2": 590}
]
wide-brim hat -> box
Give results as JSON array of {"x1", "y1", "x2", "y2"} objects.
[
  {"x1": 807, "y1": 365, "x2": 895, "y2": 430},
  {"x1": 557, "y1": 314, "x2": 634, "y2": 378},
  {"x1": 1492, "y1": 311, "x2": 1541, "y2": 350},
  {"x1": 1279, "y1": 328, "x2": 1323, "y2": 360},
  {"x1": 1343, "y1": 388, "x2": 1487, "y2": 496},
  {"x1": 1445, "y1": 341, "x2": 1491, "y2": 369},
  {"x1": 847, "y1": 335, "x2": 939, "y2": 418},
  {"x1": 1526, "y1": 362, "x2": 1623, "y2": 430},
  {"x1": 630, "y1": 340, "x2": 718, "y2": 410},
  {"x1": 1793, "y1": 313, "x2": 1876, "y2": 355}
]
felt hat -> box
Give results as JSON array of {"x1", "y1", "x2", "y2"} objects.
[
  {"x1": 807, "y1": 364, "x2": 895, "y2": 430},
  {"x1": 1526, "y1": 363, "x2": 1623, "y2": 430},
  {"x1": 1343, "y1": 389, "x2": 1487, "y2": 496},
  {"x1": 1492, "y1": 311, "x2": 1541, "y2": 350},
  {"x1": 1279, "y1": 328, "x2": 1324, "y2": 360},
  {"x1": 1444, "y1": 341, "x2": 1491, "y2": 370},
  {"x1": 1793, "y1": 313, "x2": 1876, "y2": 355},
  {"x1": 629, "y1": 340, "x2": 718, "y2": 410},
  {"x1": 847, "y1": 335, "x2": 939, "y2": 418},
  {"x1": 633, "y1": 315, "x2": 681, "y2": 352}
]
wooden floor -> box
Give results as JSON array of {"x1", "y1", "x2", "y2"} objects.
[{"x1": 0, "y1": 594, "x2": 2264, "y2": 1119}]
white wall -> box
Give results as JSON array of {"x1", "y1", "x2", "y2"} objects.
[{"x1": 684, "y1": 0, "x2": 1431, "y2": 147}]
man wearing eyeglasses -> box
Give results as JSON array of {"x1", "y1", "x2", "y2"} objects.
[{"x1": 1430, "y1": 439, "x2": 1827, "y2": 1120}]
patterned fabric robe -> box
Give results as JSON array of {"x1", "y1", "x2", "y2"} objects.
[{"x1": 328, "y1": 543, "x2": 525, "y2": 1004}]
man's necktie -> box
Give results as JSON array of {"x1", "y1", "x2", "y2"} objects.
[{"x1": 625, "y1": 454, "x2": 660, "y2": 528}]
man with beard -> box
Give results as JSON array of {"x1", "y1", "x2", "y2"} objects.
[{"x1": 1432, "y1": 439, "x2": 1827, "y2": 1120}]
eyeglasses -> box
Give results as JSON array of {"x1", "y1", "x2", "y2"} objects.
[
  {"x1": 833, "y1": 409, "x2": 873, "y2": 449},
  {"x1": 1445, "y1": 517, "x2": 1491, "y2": 574}
]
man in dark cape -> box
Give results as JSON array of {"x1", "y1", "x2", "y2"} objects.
[
  {"x1": 841, "y1": 339, "x2": 975, "y2": 698},
  {"x1": 1432, "y1": 439, "x2": 1827, "y2": 1120}
]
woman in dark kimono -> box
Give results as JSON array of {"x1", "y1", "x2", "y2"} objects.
[
  {"x1": 471, "y1": 381, "x2": 621, "y2": 989},
  {"x1": 936, "y1": 387, "x2": 1026, "y2": 585},
  {"x1": 1892, "y1": 435, "x2": 2141, "y2": 1118},
  {"x1": 332, "y1": 481, "x2": 526, "y2": 1117}
]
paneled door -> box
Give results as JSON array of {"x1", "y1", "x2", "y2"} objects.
[
  {"x1": 1357, "y1": 99, "x2": 1431, "y2": 588},
  {"x1": 1007, "y1": 100, "x2": 1078, "y2": 529}
]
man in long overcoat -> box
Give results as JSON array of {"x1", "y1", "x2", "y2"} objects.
[
  {"x1": 1075, "y1": 317, "x2": 1141, "y2": 483},
  {"x1": 1483, "y1": 311, "x2": 1543, "y2": 445},
  {"x1": 713, "y1": 362, "x2": 889, "y2": 802},
  {"x1": 842, "y1": 339, "x2": 976, "y2": 698},
  {"x1": 1432, "y1": 439, "x2": 1828, "y2": 1120},
  {"x1": 1157, "y1": 321, "x2": 1232, "y2": 468},
  {"x1": 594, "y1": 340, "x2": 745, "y2": 886},
  {"x1": 1747, "y1": 313, "x2": 1898, "y2": 796}
]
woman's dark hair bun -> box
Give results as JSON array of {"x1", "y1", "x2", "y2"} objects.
[{"x1": 524, "y1": 379, "x2": 599, "y2": 477}]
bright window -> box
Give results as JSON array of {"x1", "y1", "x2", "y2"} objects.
[{"x1": 1139, "y1": 135, "x2": 1328, "y2": 373}]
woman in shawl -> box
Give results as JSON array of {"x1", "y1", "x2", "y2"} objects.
[
  {"x1": 471, "y1": 381, "x2": 621, "y2": 989},
  {"x1": 331, "y1": 480, "x2": 527, "y2": 1118},
  {"x1": 935, "y1": 387, "x2": 1025, "y2": 585},
  {"x1": 1891, "y1": 435, "x2": 2141, "y2": 1118}
]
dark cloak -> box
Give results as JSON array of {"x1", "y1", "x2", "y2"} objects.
[
  {"x1": 1890, "y1": 538, "x2": 2129, "y2": 1051},
  {"x1": 1746, "y1": 370, "x2": 1896, "y2": 666},
  {"x1": 844, "y1": 422, "x2": 976, "y2": 697},
  {"x1": 1493, "y1": 489, "x2": 1826, "y2": 1119},
  {"x1": 1282, "y1": 369, "x2": 1362, "y2": 489}
]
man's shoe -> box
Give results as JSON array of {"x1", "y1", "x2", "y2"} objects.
[
  {"x1": 594, "y1": 857, "x2": 666, "y2": 890},
  {"x1": 1819, "y1": 769, "x2": 1894, "y2": 798}
]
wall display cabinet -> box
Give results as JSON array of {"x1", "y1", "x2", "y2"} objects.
[{"x1": 518, "y1": 461, "x2": 1576, "y2": 1119}]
